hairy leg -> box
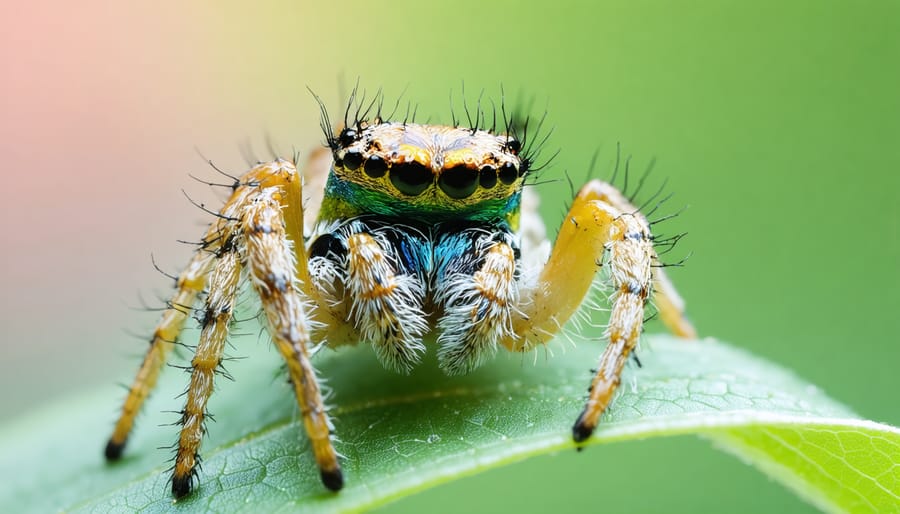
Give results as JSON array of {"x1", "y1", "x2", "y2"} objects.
[
  {"x1": 504, "y1": 180, "x2": 695, "y2": 441},
  {"x1": 105, "y1": 183, "x2": 256, "y2": 460},
  {"x1": 108, "y1": 159, "x2": 345, "y2": 496},
  {"x1": 592, "y1": 180, "x2": 696, "y2": 339},
  {"x1": 434, "y1": 230, "x2": 519, "y2": 375},
  {"x1": 244, "y1": 189, "x2": 342, "y2": 490},
  {"x1": 171, "y1": 242, "x2": 242, "y2": 497},
  {"x1": 344, "y1": 230, "x2": 428, "y2": 373}
]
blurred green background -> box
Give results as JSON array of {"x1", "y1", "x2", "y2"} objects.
[{"x1": 1, "y1": 1, "x2": 897, "y2": 512}]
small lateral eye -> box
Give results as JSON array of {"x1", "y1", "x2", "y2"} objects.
[
  {"x1": 438, "y1": 165, "x2": 478, "y2": 199},
  {"x1": 498, "y1": 162, "x2": 518, "y2": 185},
  {"x1": 505, "y1": 138, "x2": 521, "y2": 154},
  {"x1": 364, "y1": 155, "x2": 388, "y2": 178},
  {"x1": 479, "y1": 165, "x2": 497, "y2": 189},
  {"x1": 338, "y1": 128, "x2": 357, "y2": 147},
  {"x1": 343, "y1": 150, "x2": 363, "y2": 171},
  {"x1": 390, "y1": 161, "x2": 432, "y2": 196}
]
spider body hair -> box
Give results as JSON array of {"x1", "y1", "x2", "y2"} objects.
[{"x1": 105, "y1": 94, "x2": 696, "y2": 499}]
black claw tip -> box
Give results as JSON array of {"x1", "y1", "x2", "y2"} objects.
[
  {"x1": 104, "y1": 440, "x2": 125, "y2": 461},
  {"x1": 172, "y1": 475, "x2": 193, "y2": 499},
  {"x1": 572, "y1": 414, "x2": 595, "y2": 443},
  {"x1": 320, "y1": 467, "x2": 344, "y2": 492}
]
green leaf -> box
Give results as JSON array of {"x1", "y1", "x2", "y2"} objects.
[{"x1": 1, "y1": 335, "x2": 897, "y2": 513}]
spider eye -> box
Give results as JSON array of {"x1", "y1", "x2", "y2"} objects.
[
  {"x1": 439, "y1": 165, "x2": 478, "y2": 199},
  {"x1": 505, "y1": 138, "x2": 521, "y2": 154},
  {"x1": 478, "y1": 165, "x2": 497, "y2": 189},
  {"x1": 390, "y1": 161, "x2": 432, "y2": 196},
  {"x1": 343, "y1": 150, "x2": 363, "y2": 171},
  {"x1": 338, "y1": 128, "x2": 357, "y2": 147},
  {"x1": 364, "y1": 155, "x2": 388, "y2": 178},
  {"x1": 498, "y1": 162, "x2": 518, "y2": 185}
]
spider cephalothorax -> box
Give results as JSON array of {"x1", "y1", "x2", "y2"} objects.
[
  {"x1": 104, "y1": 94, "x2": 696, "y2": 499},
  {"x1": 308, "y1": 120, "x2": 533, "y2": 375},
  {"x1": 326, "y1": 121, "x2": 527, "y2": 216}
]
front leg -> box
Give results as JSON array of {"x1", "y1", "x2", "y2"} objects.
[
  {"x1": 505, "y1": 180, "x2": 696, "y2": 442},
  {"x1": 434, "y1": 229, "x2": 519, "y2": 375},
  {"x1": 343, "y1": 226, "x2": 430, "y2": 374}
]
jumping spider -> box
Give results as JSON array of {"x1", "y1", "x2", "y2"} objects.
[{"x1": 104, "y1": 92, "x2": 696, "y2": 498}]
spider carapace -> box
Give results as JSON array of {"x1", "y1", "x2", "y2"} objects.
[{"x1": 104, "y1": 99, "x2": 697, "y2": 499}]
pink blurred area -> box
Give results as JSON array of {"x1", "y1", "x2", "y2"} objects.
[{"x1": 0, "y1": 2, "x2": 335, "y2": 420}]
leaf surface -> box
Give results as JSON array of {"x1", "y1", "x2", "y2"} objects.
[{"x1": 1, "y1": 336, "x2": 896, "y2": 513}]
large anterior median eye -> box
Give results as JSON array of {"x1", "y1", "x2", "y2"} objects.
[
  {"x1": 390, "y1": 161, "x2": 432, "y2": 196},
  {"x1": 438, "y1": 165, "x2": 478, "y2": 199}
]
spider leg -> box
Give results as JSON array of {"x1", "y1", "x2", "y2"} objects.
[
  {"x1": 503, "y1": 179, "x2": 695, "y2": 442},
  {"x1": 435, "y1": 231, "x2": 518, "y2": 375},
  {"x1": 345, "y1": 231, "x2": 428, "y2": 374},
  {"x1": 171, "y1": 238, "x2": 242, "y2": 498},
  {"x1": 105, "y1": 161, "x2": 301, "y2": 462},
  {"x1": 243, "y1": 188, "x2": 342, "y2": 491},
  {"x1": 167, "y1": 161, "x2": 301, "y2": 497},
  {"x1": 105, "y1": 200, "x2": 237, "y2": 460},
  {"x1": 299, "y1": 145, "x2": 332, "y2": 236},
  {"x1": 109, "y1": 158, "x2": 343, "y2": 496},
  {"x1": 599, "y1": 181, "x2": 696, "y2": 339},
  {"x1": 651, "y1": 265, "x2": 695, "y2": 338}
]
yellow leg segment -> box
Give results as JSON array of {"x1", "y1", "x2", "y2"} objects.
[
  {"x1": 105, "y1": 160, "x2": 285, "y2": 460},
  {"x1": 107, "y1": 158, "x2": 343, "y2": 497},
  {"x1": 171, "y1": 247, "x2": 242, "y2": 498},
  {"x1": 244, "y1": 190, "x2": 342, "y2": 491},
  {"x1": 503, "y1": 179, "x2": 695, "y2": 442},
  {"x1": 592, "y1": 181, "x2": 697, "y2": 338},
  {"x1": 105, "y1": 230, "x2": 219, "y2": 460},
  {"x1": 652, "y1": 266, "x2": 696, "y2": 338},
  {"x1": 254, "y1": 158, "x2": 346, "y2": 335}
]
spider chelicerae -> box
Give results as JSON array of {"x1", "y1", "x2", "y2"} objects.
[{"x1": 104, "y1": 91, "x2": 696, "y2": 499}]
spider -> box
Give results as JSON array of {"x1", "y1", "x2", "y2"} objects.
[{"x1": 104, "y1": 92, "x2": 697, "y2": 499}]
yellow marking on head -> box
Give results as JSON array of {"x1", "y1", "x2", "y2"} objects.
[{"x1": 331, "y1": 122, "x2": 526, "y2": 208}]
